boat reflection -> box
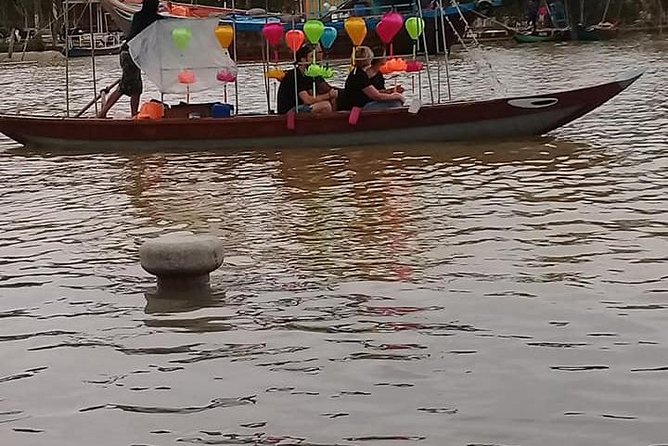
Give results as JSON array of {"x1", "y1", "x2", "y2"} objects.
[{"x1": 10, "y1": 138, "x2": 608, "y2": 284}]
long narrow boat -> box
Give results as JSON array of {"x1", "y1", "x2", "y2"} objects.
[{"x1": 0, "y1": 71, "x2": 641, "y2": 151}]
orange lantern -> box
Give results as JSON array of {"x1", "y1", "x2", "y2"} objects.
[{"x1": 215, "y1": 25, "x2": 234, "y2": 50}]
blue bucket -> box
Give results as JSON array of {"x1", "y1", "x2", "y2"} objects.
[{"x1": 212, "y1": 103, "x2": 233, "y2": 118}]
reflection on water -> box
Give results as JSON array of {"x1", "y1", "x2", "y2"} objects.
[{"x1": 0, "y1": 38, "x2": 667, "y2": 446}]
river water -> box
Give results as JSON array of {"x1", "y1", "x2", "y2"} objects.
[{"x1": 0, "y1": 36, "x2": 667, "y2": 446}]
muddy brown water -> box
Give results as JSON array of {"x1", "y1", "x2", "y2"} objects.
[{"x1": 0, "y1": 36, "x2": 667, "y2": 446}]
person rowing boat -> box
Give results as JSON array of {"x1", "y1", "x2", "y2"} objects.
[{"x1": 98, "y1": 0, "x2": 163, "y2": 118}]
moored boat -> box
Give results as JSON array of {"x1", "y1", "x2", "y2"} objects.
[
  {"x1": 513, "y1": 27, "x2": 569, "y2": 43},
  {"x1": 0, "y1": 70, "x2": 642, "y2": 151},
  {"x1": 574, "y1": 22, "x2": 620, "y2": 41}
]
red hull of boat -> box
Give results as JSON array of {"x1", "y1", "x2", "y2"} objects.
[{"x1": 0, "y1": 72, "x2": 641, "y2": 151}]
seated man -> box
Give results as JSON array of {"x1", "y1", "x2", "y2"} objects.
[{"x1": 277, "y1": 44, "x2": 337, "y2": 114}]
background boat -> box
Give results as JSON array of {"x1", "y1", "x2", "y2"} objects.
[{"x1": 64, "y1": 31, "x2": 125, "y2": 57}]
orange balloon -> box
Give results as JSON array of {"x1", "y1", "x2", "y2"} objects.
[
  {"x1": 215, "y1": 25, "x2": 234, "y2": 49},
  {"x1": 344, "y1": 17, "x2": 367, "y2": 46},
  {"x1": 285, "y1": 29, "x2": 305, "y2": 53}
]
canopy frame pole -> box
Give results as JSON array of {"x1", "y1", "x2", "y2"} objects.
[
  {"x1": 263, "y1": 2, "x2": 272, "y2": 114},
  {"x1": 65, "y1": 0, "x2": 70, "y2": 117},
  {"x1": 434, "y1": 0, "x2": 441, "y2": 103},
  {"x1": 231, "y1": 0, "x2": 239, "y2": 114},
  {"x1": 416, "y1": 0, "x2": 434, "y2": 105},
  {"x1": 438, "y1": 0, "x2": 452, "y2": 101},
  {"x1": 89, "y1": 0, "x2": 99, "y2": 115},
  {"x1": 291, "y1": 18, "x2": 299, "y2": 115}
]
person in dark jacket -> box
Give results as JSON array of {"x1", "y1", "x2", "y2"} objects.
[{"x1": 98, "y1": 0, "x2": 162, "y2": 117}]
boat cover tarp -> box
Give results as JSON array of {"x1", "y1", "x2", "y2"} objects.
[{"x1": 128, "y1": 18, "x2": 237, "y2": 94}]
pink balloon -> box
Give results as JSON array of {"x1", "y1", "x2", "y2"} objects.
[
  {"x1": 375, "y1": 12, "x2": 404, "y2": 44},
  {"x1": 262, "y1": 23, "x2": 284, "y2": 48}
]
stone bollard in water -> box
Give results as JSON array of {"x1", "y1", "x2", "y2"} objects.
[{"x1": 139, "y1": 231, "x2": 224, "y2": 298}]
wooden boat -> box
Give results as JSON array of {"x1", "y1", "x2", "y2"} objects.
[
  {"x1": 100, "y1": 0, "x2": 499, "y2": 61},
  {"x1": 64, "y1": 32, "x2": 125, "y2": 58},
  {"x1": 0, "y1": 71, "x2": 642, "y2": 151},
  {"x1": 513, "y1": 27, "x2": 570, "y2": 43},
  {"x1": 574, "y1": 22, "x2": 620, "y2": 41}
]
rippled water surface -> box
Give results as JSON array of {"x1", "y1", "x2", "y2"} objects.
[{"x1": 1, "y1": 37, "x2": 667, "y2": 446}]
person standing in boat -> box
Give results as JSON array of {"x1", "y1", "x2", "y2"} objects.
[
  {"x1": 276, "y1": 45, "x2": 338, "y2": 114},
  {"x1": 98, "y1": 0, "x2": 163, "y2": 118},
  {"x1": 336, "y1": 46, "x2": 404, "y2": 112}
]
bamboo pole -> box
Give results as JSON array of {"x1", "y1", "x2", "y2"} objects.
[
  {"x1": 8, "y1": 28, "x2": 16, "y2": 59},
  {"x1": 89, "y1": 0, "x2": 99, "y2": 115},
  {"x1": 65, "y1": 0, "x2": 70, "y2": 117},
  {"x1": 416, "y1": 0, "x2": 434, "y2": 105},
  {"x1": 438, "y1": 0, "x2": 451, "y2": 101},
  {"x1": 232, "y1": 0, "x2": 239, "y2": 114}
]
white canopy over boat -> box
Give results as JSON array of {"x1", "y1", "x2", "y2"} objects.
[{"x1": 128, "y1": 18, "x2": 237, "y2": 94}]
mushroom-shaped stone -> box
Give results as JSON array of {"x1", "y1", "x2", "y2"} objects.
[{"x1": 140, "y1": 232, "x2": 224, "y2": 297}]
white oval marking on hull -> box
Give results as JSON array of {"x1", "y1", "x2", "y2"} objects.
[{"x1": 507, "y1": 98, "x2": 559, "y2": 109}]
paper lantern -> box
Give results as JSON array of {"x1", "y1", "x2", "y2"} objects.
[
  {"x1": 171, "y1": 27, "x2": 192, "y2": 51},
  {"x1": 375, "y1": 12, "x2": 403, "y2": 44},
  {"x1": 344, "y1": 17, "x2": 367, "y2": 46},
  {"x1": 266, "y1": 68, "x2": 286, "y2": 81},
  {"x1": 405, "y1": 17, "x2": 424, "y2": 40},
  {"x1": 262, "y1": 23, "x2": 284, "y2": 47},
  {"x1": 405, "y1": 60, "x2": 424, "y2": 72},
  {"x1": 178, "y1": 70, "x2": 196, "y2": 84},
  {"x1": 380, "y1": 57, "x2": 407, "y2": 74},
  {"x1": 215, "y1": 25, "x2": 234, "y2": 49},
  {"x1": 305, "y1": 63, "x2": 334, "y2": 79},
  {"x1": 216, "y1": 69, "x2": 237, "y2": 82},
  {"x1": 320, "y1": 26, "x2": 337, "y2": 50},
  {"x1": 285, "y1": 29, "x2": 305, "y2": 53},
  {"x1": 303, "y1": 20, "x2": 325, "y2": 45}
]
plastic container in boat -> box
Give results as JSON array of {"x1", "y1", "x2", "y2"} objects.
[{"x1": 211, "y1": 103, "x2": 234, "y2": 118}]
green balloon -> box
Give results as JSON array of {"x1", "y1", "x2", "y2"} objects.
[
  {"x1": 303, "y1": 20, "x2": 325, "y2": 45},
  {"x1": 405, "y1": 17, "x2": 424, "y2": 40},
  {"x1": 172, "y1": 27, "x2": 192, "y2": 52}
]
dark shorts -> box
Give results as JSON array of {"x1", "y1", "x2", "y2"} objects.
[
  {"x1": 119, "y1": 49, "x2": 142, "y2": 97},
  {"x1": 293, "y1": 104, "x2": 312, "y2": 113}
]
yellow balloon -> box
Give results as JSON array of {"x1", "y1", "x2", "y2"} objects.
[
  {"x1": 344, "y1": 17, "x2": 367, "y2": 46},
  {"x1": 215, "y1": 25, "x2": 234, "y2": 49}
]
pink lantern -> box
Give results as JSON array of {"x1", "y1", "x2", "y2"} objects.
[
  {"x1": 405, "y1": 60, "x2": 423, "y2": 72},
  {"x1": 178, "y1": 70, "x2": 196, "y2": 84},
  {"x1": 262, "y1": 23, "x2": 284, "y2": 47},
  {"x1": 216, "y1": 69, "x2": 237, "y2": 82},
  {"x1": 375, "y1": 12, "x2": 404, "y2": 44}
]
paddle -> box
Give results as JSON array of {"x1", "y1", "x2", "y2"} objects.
[{"x1": 75, "y1": 78, "x2": 121, "y2": 117}]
